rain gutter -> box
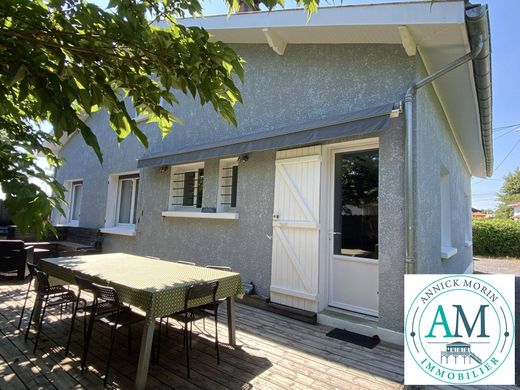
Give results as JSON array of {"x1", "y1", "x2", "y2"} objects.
[{"x1": 403, "y1": 24, "x2": 486, "y2": 274}]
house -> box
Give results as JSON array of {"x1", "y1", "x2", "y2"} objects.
[
  {"x1": 51, "y1": 1, "x2": 492, "y2": 343},
  {"x1": 508, "y1": 202, "x2": 520, "y2": 220},
  {"x1": 472, "y1": 208, "x2": 493, "y2": 218}
]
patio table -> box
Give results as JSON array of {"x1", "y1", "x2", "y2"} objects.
[{"x1": 38, "y1": 253, "x2": 243, "y2": 389}]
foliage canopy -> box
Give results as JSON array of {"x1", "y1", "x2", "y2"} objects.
[
  {"x1": 0, "y1": 0, "x2": 319, "y2": 236},
  {"x1": 495, "y1": 168, "x2": 520, "y2": 219}
]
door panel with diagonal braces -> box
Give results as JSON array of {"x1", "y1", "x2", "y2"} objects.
[{"x1": 270, "y1": 149, "x2": 321, "y2": 312}]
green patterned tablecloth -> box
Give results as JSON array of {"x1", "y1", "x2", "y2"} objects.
[{"x1": 39, "y1": 253, "x2": 243, "y2": 320}]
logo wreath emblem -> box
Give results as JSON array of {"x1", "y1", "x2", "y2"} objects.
[{"x1": 405, "y1": 275, "x2": 515, "y2": 385}]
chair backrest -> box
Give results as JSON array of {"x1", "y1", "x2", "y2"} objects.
[
  {"x1": 177, "y1": 260, "x2": 196, "y2": 266},
  {"x1": 75, "y1": 275, "x2": 94, "y2": 292},
  {"x1": 34, "y1": 269, "x2": 51, "y2": 294},
  {"x1": 91, "y1": 283, "x2": 120, "y2": 306},
  {"x1": 185, "y1": 281, "x2": 219, "y2": 309},
  {"x1": 206, "y1": 265, "x2": 233, "y2": 272}
]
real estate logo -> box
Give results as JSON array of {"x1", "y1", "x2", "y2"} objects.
[{"x1": 404, "y1": 274, "x2": 515, "y2": 385}]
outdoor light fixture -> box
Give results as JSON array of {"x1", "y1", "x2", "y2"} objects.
[
  {"x1": 238, "y1": 154, "x2": 249, "y2": 163},
  {"x1": 158, "y1": 165, "x2": 168, "y2": 174}
]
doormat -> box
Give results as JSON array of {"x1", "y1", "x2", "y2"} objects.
[{"x1": 326, "y1": 328, "x2": 380, "y2": 349}]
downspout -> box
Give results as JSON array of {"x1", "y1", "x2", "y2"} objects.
[{"x1": 404, "y1": 35, "x2": 484, "y2": 274}]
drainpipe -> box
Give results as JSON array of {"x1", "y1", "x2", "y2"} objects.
[{"x1": 404, "y1": 35, "x2": 484, "y2": 274}]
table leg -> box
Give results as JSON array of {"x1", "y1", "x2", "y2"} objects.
[
  {"x1": 135, "y1": 319, "x2": 155, "y2": 390},
  {"x1": 226, "y1": 296, "x2": 236, "y2": 347}
]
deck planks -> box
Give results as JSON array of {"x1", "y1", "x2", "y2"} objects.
[{"x1": 0, "y1": 278, "x2": 516, "y2": 390}]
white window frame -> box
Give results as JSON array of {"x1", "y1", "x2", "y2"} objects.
[
  {"x1": 69, "y1": 181, "x2": 83, "y2": 223},
  {"x1": 217, "y1": 157, "x2": 239, "y2": 212},
  {"x1": 57, "y1": 179, "x2": 83, "y2": 226},
  {"x1": 101, "y1": 171, "x2": 139, "y2": 236},
  {"x1": 168, "y1": 162, "x2": 205, "y2": 211},
  {"x1": 440, "y1": 166, "x2": 457, "y2": 259},
  {"x1": 115, "y1": 175, "x2": 139, "y2": 228}
]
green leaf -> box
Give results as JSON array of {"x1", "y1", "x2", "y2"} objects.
[{"x1": 7, "y1": 64, "x2": 27, "y2": 87}]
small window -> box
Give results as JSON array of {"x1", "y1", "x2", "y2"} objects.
[
  {"x1": 69, "y1": 181, "x2": 83, "y2": 223},
  {"x1": 440, "y1": 166, "x2": 456, "y2": 259},
  {"x1": 440, "y1": 167, "x2": 451, "y2": 247},
  {"x1": 169, "y1": 162, "x2": 204, "y2": 210},
  {"x1": 116, "y1": 174, "x2": 139, "y2": 226},
  {"x1": 218, "y1": 158, "x2": 239, "y2": 211}
]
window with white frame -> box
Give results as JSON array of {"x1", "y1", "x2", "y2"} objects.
[
  {"x1": 69, "y1": 181, "x2": 83, "y2": 223},
  {"x1": 169, "y1": 162, "x2": 204, "y2": 210},
  {"x1": 116, "y1": 174, "x2": 139, "y2": 226},
  {"x1": 102, "y1": 172, "x2": 140, "y2": 234},
  {"x1": 218, "y1": 158, "x2": 239, "y2": 212},
  {"x1": 440, "y1": 166, "x2": 456, "y2": 258}
]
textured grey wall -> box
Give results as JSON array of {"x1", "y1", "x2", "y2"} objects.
[
  {"x1": 414, "y1": 59, "x2": 473, "y2": 274},
  {"x1": 378, "y1": 120, "x2": 406, "y2": 331},
  {"x1": 54, "y1": 43, "x2": 437, "y2": 332}
]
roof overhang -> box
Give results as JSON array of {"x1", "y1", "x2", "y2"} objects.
[{"x1": 178, "y1": 0, "x2": 491, "y2": 177}]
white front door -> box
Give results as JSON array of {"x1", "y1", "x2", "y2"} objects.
[
  {"x1": 270, "y1": 147, "x2": 321, "y2": 313},
  {"x1": 329, "y1": 147, "x2": 379, "y2": 317}
]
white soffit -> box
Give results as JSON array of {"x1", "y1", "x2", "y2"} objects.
[
  {"x1": 179, "y1": 1, "x2": 465, "y2": 45},
  {"x1": 418, "y1": 22, "x2": 486, "y2": 177},
  {"x1": 178, "y1": 1, "x2": 485, "y2": 176}
]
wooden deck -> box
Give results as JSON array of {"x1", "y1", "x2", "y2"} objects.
[{"x1": 0, "y1": 278, "x2": 516, "y2": 390}]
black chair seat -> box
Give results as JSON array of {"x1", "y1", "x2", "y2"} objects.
[
  {"x1": 47, "y1": 291, "x2": 82, "y2": 307},
  {"x1": 97, "y1": 310, "x2": 145, "y2": 329},
  {"x1": 169, "y1": 307, "x2": 212, "y2": 323}
]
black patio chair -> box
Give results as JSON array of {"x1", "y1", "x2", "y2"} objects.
[
  {"x1": 82, "y1": 283, "x2": 145, "y2": 386},
  {"x1": 199, "y1": 266, "x2": 233, "y2": 329},
  {"x1": 18, "y1": 264, "x2": 74, "y2": 329},
  {"x1": 0, "y1": 240, "x2": 32, "y2": 280},
  {"x1": 158, "y1": 280, "x2": 220, "y2": 378},
  {"x1": 24, "y1": 270, "x2": 81, "y2": 353},
  {"x1": 65, "y1": 275, "x2": 123, "y2": 356}
]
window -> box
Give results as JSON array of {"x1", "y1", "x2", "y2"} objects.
[
  {"x1": 218, "y1": 158, "x2": 239, "y2": 211},
  {"x1": 69, "y1": 181, "x2": 83, "y2": 223},
  {"x1": 169, "y1": 162, "x2": 204, "y2": 210},
  {"x1": 440, "y1": 166, "x2": 457, "y2": 259},
  {"x1": 333, "y1": 150, "x2": 379, "y2": 259},
  {"x1": 116, "y1": 174, "x2": 139, "y2": 226},
  {"x1": 102, "y1": 171, "x2": 139, "y2": 236}
]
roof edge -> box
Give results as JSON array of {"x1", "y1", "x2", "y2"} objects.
[{"x1": 466, "y1": 3, "x2": 493, "y2": 176}]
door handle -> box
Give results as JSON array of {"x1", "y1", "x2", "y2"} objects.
[{"x1": 329, "y1": 231, "x2": 341, "y2": 235}]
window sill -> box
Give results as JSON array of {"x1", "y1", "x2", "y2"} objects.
[
  {"x1": 56, "y1": 221, "x2": 79, "y2": 227},
  {"x1": 100, "y1": 227, "x2": 136, "y2": 236},
  {"x1": 161, "y1": 211, "x2": 239, "y2": 220},
  {"x1": 441, "y1": 246, "x2": 458, "y2": 260}
]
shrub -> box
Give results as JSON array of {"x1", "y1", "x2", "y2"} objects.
[{"x1": 472, "y1": 218, "x2": 520, "y2": 258}]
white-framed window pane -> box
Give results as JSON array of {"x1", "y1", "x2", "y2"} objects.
[
  {"x1": 133, "y1": 178, "x2": 139, "y2": 224},
  {"x1": 71, "y1": 183, "x2": 82, "y2": 221},
  {"x1": 169, "y1": 163, "x2": 204, "y2": 210},
  {"x1": 440, "y1": 168, "x2": 452, "y2": 247},
  {"x1": 118, "y1": 179, "x2": 134, "y2": 224},
  {"x1": 218, "y1": 158, "x2": 239, "y2": 211}
]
